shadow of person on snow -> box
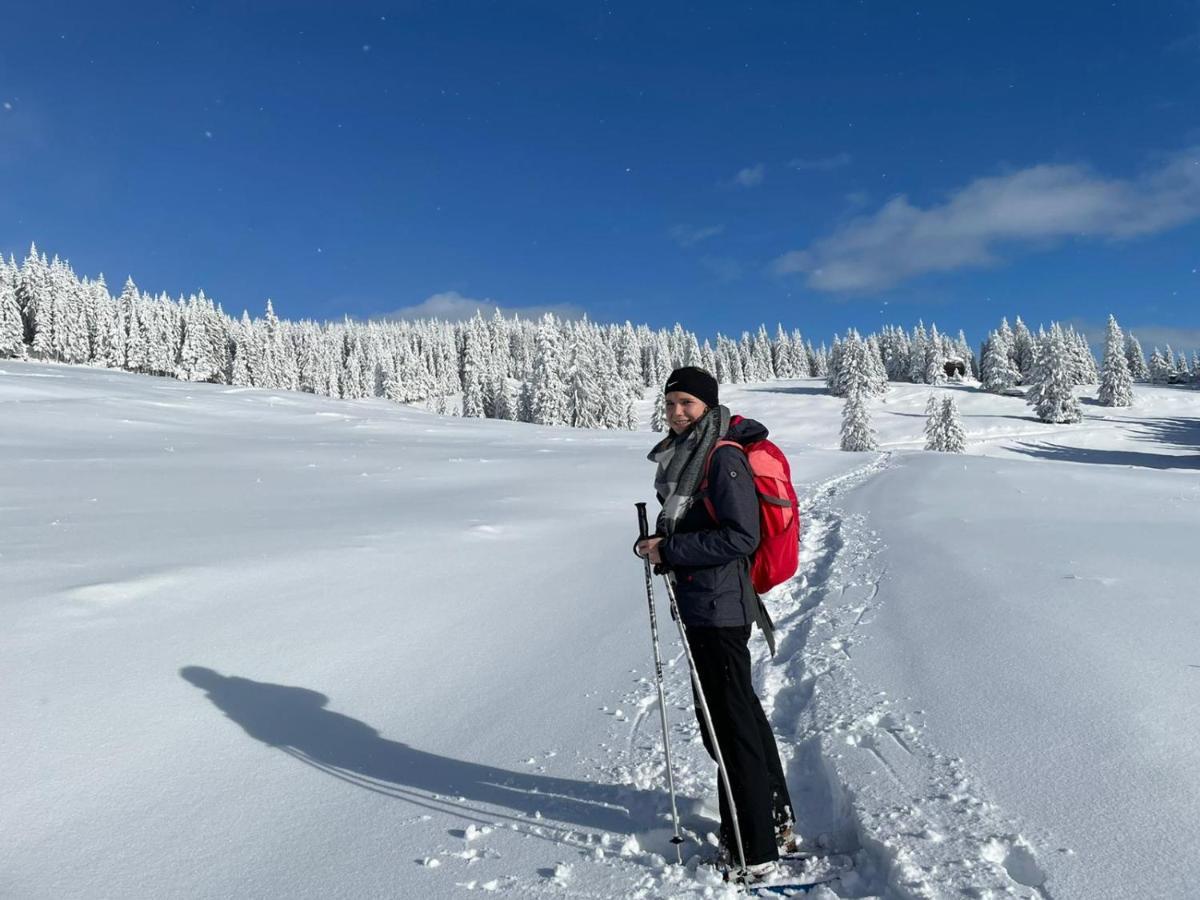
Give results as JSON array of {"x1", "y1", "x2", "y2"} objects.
[{"x1": 180, "y1": 666, "x2": 699, "y2": 843}]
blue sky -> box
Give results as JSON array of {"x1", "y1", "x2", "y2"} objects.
[{"x1": 2, "y1": 1, "x2": 1199, "y2": 350}]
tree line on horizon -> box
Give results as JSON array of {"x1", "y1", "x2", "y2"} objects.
[{"x1": 0, "y1": 244, "x2": 1195, "y2": 432}]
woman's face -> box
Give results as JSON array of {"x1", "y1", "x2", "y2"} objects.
[{"x1": 665, "y1": 391, "x2": 708, "y2": 435}]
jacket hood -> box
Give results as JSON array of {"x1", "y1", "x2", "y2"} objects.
[{"x1": 726, "y1": 415, "x2": 768, "y2": 444}]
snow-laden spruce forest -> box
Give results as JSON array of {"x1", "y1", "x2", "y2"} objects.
[
  {"x1": 3, "y1": 246, "x2": 1200, "y2": 898},
  {"x1": 4, "y1": 339, "x2": 1199, "y2": 899},
  {"x1": 3, "y1": 244, "x2": 1197, "y2": 435}
]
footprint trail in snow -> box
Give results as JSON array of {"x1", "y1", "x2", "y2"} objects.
[{"x1": 595, "y1": 452, "x2": 1061, "y2": 898}]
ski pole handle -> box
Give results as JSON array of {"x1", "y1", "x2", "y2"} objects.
[{"x1": 636, "y1": 502, "x2": 650, "y2": 541}]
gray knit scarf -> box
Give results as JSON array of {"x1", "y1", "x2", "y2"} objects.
[{"x1": 648, "y1": 405, "x2": 731, "y2": 536}]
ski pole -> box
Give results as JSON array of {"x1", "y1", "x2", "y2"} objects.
[
  {"x1": 661, "y1": 572, "x2": 749, "y2": 877},
  {"x1": 635, "y1": 502, "x2": 685, "y2": 865}
]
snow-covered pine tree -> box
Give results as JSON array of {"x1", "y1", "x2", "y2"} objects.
[
  {"x1": 791, "y1": 329, "x2": 811, "y2": 376},
  {"x1": 511, "y1": 323, "x2": 534, "y2": 383},
  {"x1": 490, "y1": 375, "x2": 515, "y2": 420},
  {"x1": 591, "y1": 333, "x2": 632, "y2": 430},
  {"x1": 232, "y1": 311, "x2": 261, "y2": 386},
  {"x1": 722, "y1": 334, "x2": 745, "y2": 383},
  {"x1": 294, "y1": 321, "x2": 323, "y2": 395},
  {"x1": 772, "y1": 324, "x2": 794, "y2": 378},
  {"x1": 341, "y1": 328, "x2": 369, "y2": 399},
  {"x1": 566, "y1": 323, "x2": 600, "y2": 428},
  {"x1": 34, "y1": 255, "x2": 72, "y2": 360},
  {"x1": 1125, "y1": 332, "x2": 1150, "y2": 382},
  {"x1": 939, "y1": 397, "x2": 966, "y2": 452},
  {"x1": 1097, "y1": 315, "x2": 1134, "y2": 407},
  {"x1": 64, "y1": 281, "x2": 91, "y2": 364},
  {"x1": 753, "y1": 325, "x2": 775, "y2": 379},
  {"x1": 840, "y1": 385, "x2": 877, "y2": 451},
  {"x1": 487, "y1": 308, "x2": 509, "y2": 377},
  {"x1": 651, "y1": 390, "x2": 666, "y2": 432},
  {"x1": 866, "y1": 335, "x2": 888, "y2": 395},
  {"x1": 270, "y1": 302, "x2": 299, "y2": 391},
  {"x1": 1027, "y1": 324, "x2": 1082, "y2": 423},
  {"x1": 802, "y1": 340, "x2": 817, "y2": 378},
  {"x1": 878, "y1": 326, "x2": 902, "y2": 381},
  {"x1": 700, "y1": 340, "x2": 718, "y2": 380},
  {"x1": 840, "y1": 337, "x2": 878, "y2": 451},
  {"x1": 150, "y1": 295, "x2": 182, "y2": 377},
  {"x1": 90, "y1": 276, "x2": 123, "y2": 369},
  {"x1": 459, "y1": 314, "x2": 489, "y2": 418},
  {"x1": 1148, "y1": 347, "x2": 1172, "y2": 384},
  {"x1": 209, "y1": 303, "x2": 234, "y2": 385},
  {"x1": 924, "y1": 323, "x2": 946, "y2": 385},
  {"x1": 1064, "y1": 328, "x2": 1097, "y2": 386},
  {"x1": 16, "y1": 244, "x2": 49, "y2": 349},
  {"x1": 683, "y1": 330, "x2": 702, "y2": 369},
  {"x1": 738, "y1": 331, "x2": 759, "y2": 381},
  {"x1": 813, "y1": 342, "x2": 830, "y2": 378},
  {"x1": 177, "y1": 297, "x2": 214, "y2": 382},
  {"x1": 0, "y1": 262, "x2": 25, "y2": 358},
  {"x1": 124, "y1": 296, "x2": 150, "y2": 373},
  {"x1": 668, "y1": 323, "x2": 688, "y2": 370},
  {"x1": 980, "y1": 330, "x2": 1019, "y2": 393},
  {"x1": 531, "y1": 314, "x2": 569, "y2": 426},
  {"x1": 909, "y1": 322, "x2": 928, "y2": 383},
  {"x1": 1079, "y1": 330, "x2": 1099, "y2": 383},
  {"x1": 957, "y1": 329, "x2": 977, "y2": 378},
  {"x1": 615, "y1": 321, "x2": 644, "y2": 397},
  {"x1": 826, "y1": 334, "x2": 846, "y2": 396},
  {"x1": 923, "y1": 393, "x2": 943, "y2": 450},
  {"x1": 516, "y1": 381, "x2": 534, "y2": 423},
  {"x1": 1012, "y1": 317, "x2": 1036, "y2": 382}
]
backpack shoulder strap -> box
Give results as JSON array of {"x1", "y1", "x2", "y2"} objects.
[{"x1": 700, "y1": 439, "x2": 745, "y2": 520}]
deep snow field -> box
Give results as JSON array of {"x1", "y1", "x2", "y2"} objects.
[{"x1": 2, "y1": 360, "x2": 1198, "y2": 900}]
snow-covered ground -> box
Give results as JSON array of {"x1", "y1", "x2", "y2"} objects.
[{"x1": 2, "y1": 361, "x2": 1198, "y2": 899}]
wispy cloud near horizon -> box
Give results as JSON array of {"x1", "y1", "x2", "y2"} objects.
[
  {"x1": 379, "y1": 291, "x2": 586, "y2": 323},
  {"x1": 774, "y1": 148, "x2": 1200, "y2": 292}
]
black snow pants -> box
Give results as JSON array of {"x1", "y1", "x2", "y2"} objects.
[{"x1": 686, "y1": 624, "x2": 793, "y2": 866}]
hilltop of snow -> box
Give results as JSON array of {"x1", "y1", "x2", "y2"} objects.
[{"x1": 2, "y1": 360, "x2": 1198, "y2": 899}]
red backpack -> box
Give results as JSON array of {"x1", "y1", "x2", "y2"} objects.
[{"x1": 700, "y1": 415, "x2": 801, "y2": 595}]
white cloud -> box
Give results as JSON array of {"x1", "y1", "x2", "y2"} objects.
[
  {"x1": 734, "y1": 163, "x2": 765, "y2": 188},
  {"x1": 1121, "y1": 324, "x2": 1200, "y2": 352},
  {"x1": 774, "y1": 148, "x2": 1200, "y2": 292},
  {"x1": 1063, "y1": 317, "x2": 1200, "y2": 355},
  {"x1": 788, "y1": 152, "x2": 852, "y2": 172},
  {"x1": 669, "y1": 224, "x2": 725, "y2": 247},
  {"x1": 380, "y1": 290, "x2": 586, "y2": 323}
]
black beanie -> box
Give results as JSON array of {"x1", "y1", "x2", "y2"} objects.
[{"x1": 664, "y1": 366, "x2": 718, "y2": 409}]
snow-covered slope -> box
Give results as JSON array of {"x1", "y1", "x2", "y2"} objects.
[{"x1": 3, "y1": 361, "x2": 1197, "y2": 899}]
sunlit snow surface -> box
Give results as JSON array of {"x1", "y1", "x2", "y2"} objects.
[{"x1": 2, "y1": 361, "x2": 1198, "y2": 899}]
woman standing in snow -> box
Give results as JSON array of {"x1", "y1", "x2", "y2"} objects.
[{"x1": 635, "y1": 366, "x2": 794, "y2": 879}]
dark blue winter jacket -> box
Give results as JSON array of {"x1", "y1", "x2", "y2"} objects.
[{"x1": 659, "y1": 417, "x2": 765, "y2": 628}]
